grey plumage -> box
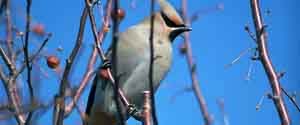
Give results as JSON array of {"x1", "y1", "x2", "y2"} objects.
[{"x1": 86, "y1": 0, "x2": 191, "y2": 124}]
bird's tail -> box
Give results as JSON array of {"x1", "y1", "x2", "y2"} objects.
[{"x1": 86, "y1": 110, "x2": 118, "y2": 125}]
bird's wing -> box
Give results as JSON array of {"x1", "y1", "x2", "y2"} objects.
[
  {"x1": 86, "y1": 61, "x2": 149, "y2": 125},
  {"x1": 85, "y1": 27, "x2": 149, "y2": 125},
  {"x1": 85, "y1": 72, "x2": 118, "y2": 125},
  {"x1": 120, "y1": 60, "x2": 150, "y2": 108}
]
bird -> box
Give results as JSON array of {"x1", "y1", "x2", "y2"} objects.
[{"x1": 85, "y1": 0, "x2": 191, "y2": 124}]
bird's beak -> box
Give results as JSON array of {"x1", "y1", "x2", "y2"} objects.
[
  {"x1": 169, "y1": 25, "x2": 192, "y2": 41},
  {"x1": 181, "y1": 24, "x2": 192, "y2": 32},
  {"x1": 171, "y1": 25, "x2": 192, "y2": 32}
]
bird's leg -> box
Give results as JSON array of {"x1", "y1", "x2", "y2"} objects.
[
  {"x1": 127, "y1": 104, "x2": 143, "y2": 121},
  {"x1": 100, "y1": 59, "x2": 144, "y2": 121}
]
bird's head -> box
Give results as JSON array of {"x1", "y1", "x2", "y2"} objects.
[{"x1": 157, "y1": 0, "x2": 191, "y2": 41}]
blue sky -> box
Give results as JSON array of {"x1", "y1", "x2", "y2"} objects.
[{"x1": 0, "y1": 0, "x2": 299, "y2": 125}]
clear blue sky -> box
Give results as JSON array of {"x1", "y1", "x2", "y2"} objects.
[{"x1": 1, "y1": 0, "x2": 299, "y2": 125}]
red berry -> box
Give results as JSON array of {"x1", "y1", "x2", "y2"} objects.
[
  {"x1": 111, "y1": 8, "x2": 125, "y2": 21},
  {"x1": 46, "y1": 55, "x2": 60, "y2": 69},
  {"x1": 99, "y1": 69, "x2": 110, "y2": 80},
  {"x1": 32, "y1": 24, "x2": 45, "y2": 36}
]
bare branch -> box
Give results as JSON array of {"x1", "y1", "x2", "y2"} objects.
[
  {"x1": 250, "y1": 0, "x2": 290, "y2": 124},
  {"x1": 0, "y1": 65, "x2": 8, "y2": 83},
  {"x1": 244, "y1": 24, "x2": 257, "y2": 43},
  {"x1": 181, "y1": 0, "x2": 213, "y2": 124},
  {"x1": 281, "y1": 87, "x2": 300, "y2": 112},
  {"x1": 53, "y1": 7, "x2": 88, "y2": 125},
  {"x1": 217, "y1": 99, "x2": 229, "y2": 125},
  {"x1": 255, "y1": 92, "x2": 269, "y2": 111},
  {"x1": 148, "y1": 0, "x2": 158, "y2": 124},
  {"x1": 74, "y1": 102, "x2": 89, "y2": 124},
  {"x1": 24, "y1": 0, "x2": 34, "y2": 123},
  {"x1": 14, "y1": 33, "x2": 52, "y2": 79},
  {"x1": 225, "y1": 47, "x2": 254, "y2": 68},
  {"x1": 65, "y1": 0, "x2": 114, "y2": 116},
  {"x1": 0, "y1": 45, "x2": 15, "y2": 73},
  {"x1": 245, "y1": 60, "x2": 254, "y2": 81},
  {"x1": 4, "y1": 0, "x2": 14, "y2": 61},
  {"x1": 64, "y1": 47, "x2": 97, "y2": 116},
  {"x1": 142, "y1": 91, "x2": 151, "y2": 125},
  {"x1": 2, "y1": 79, "x2": 26, "y2": 125},
  {"x1": 84, "y1": 0, "x2": 132, "y2": 119}
]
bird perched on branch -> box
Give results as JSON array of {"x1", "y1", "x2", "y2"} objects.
[{"x1": 86, "y1": 0, "x2": 191, "y2": 124}]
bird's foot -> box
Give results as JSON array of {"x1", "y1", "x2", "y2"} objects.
[{"x1": 127, "y1": 104, "x2": 143, "y2": 121}]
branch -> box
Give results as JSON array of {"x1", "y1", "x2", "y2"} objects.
[
  {"x1": 3, "y1": 79, "x2": 26, "y2": 125},
  {"x1": 225, "y1": 47, "x2": 254, "y2": 68},
  {"x1": 0, "y1": 65, "x2": 8, "y2": 83},
  {"x1": 148, "y1": 0, "x2": 158, "y2": 124},
  {"x1": 64, "y1": 46, "x2": 97, "y2": 116},
  {"x1": 250, "y1": 0, "x2": 290, "y2": 124},
  {"x1": 85, "y1": 0, "x2": 132, "y2": 116},
  {"x1": 142, "y1": 91, "x2": 151, "y2": 125},
  {"x1": 181, "y1": 0, "x2": 213, "y2": 125},
  {"x1": 4, "y1": 0, "x2": 15, "y2": 61},
  {"x1": 14, "y1": 33, "x2": 52, "y2": 79},
  {"x1": 281, "y1": 87, "x2": 300, "y2": 112},
  {"x1": 0, "y1": 47, "x2": 25, "y2": 125},
  {"x1": 65, "y1": 0, "x2": 113, "y2": 116},
  {"x1": 216, "y1": 99, "x2": 229, "y2": 125},
  {"x1": 0, "y1": 45, "x2": 16, "y2": 73},
  {"x1": 24, "y1": 0, "x2": 34, "y2": 123},
  {"x1": 85, "y1": 0, "x2": 128, "y2": 124},
  {"x1": 53, "y1": 7, "x2": 88, "y2": 125}
]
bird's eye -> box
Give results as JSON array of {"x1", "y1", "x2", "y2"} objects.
[{"x1": 161, "y1": 12, "x2": 185, "y2": 28}]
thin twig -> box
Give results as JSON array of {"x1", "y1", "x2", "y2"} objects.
[
  {"x1": 245, "y1": 60, "x2": 254, "y2": 81},
  {"x1": 110, "y1": 0, "x2": 126, "y2": 124},
  {"x1": 85, "y1": 1, "x2": 130, "y2": 123},
  {"x1": 281, "y1": 87, "x2": 300, "y2": 112},
  {"x1": 217, "y1": 99, "x2": 229, "y2": 125},
  {"x1": 64, "y1": 46, "x2": 97, "y2": 116},
  {"x1": 65, "y1": 0, "x2": 113, "y2": 116},
  {"x1": 181, "y1": 0, "x2": 213, "y2": 125},
  {"x1": 0, "y1": 65, "x2": 8, "y2": 83},
  {"x1": 14, "y1": 33, "x2": 52, "y2": 79},
  {"x1": 250, "y1": 0, "x2": 290, "y2": 124},
  {"x1": 225, "y1": 47, "x2": 254, "y2": 68},
  {"x1": 244, "y1": 24, "x2": 257, "y2": 43},
  {"x1": 0, "y1": 44, "x2": 15, "y2": 73},
  {"x1": 3, "y1": 79, "x2": 26, "y2": 125},
  {"x1": 256, "y1": 92, "x2": 267, "y2": 111},
  {"x1": 4, "y1": 0, "x2": 15, "y2": 61},
  {"x1": 24, "y1": 0, "x2": 34, "y2": 123},
  {"x1": 148, "y1": 0, "x2": 158, "y2": 125},
  {"x1": 142, "y1": 91, "x2": 151, "y2": 125},
  {"x1": 0, "y1": 47, "x2": 25, "y2": 124},
  {"x1": 53, "y1": 7, "x2": 88, "y2": 125},
  {"x1": 74, "y1": 102, "x2": 89, "y2": 124}
]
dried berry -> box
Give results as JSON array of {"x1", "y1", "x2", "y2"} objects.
[
  {"x1": 99, "y1": 69, "x2": 109, "y2": 80},
  {"x1": 47, "y1": 55, "x2": 60, "y2": 69},
  {"x1": 32, "y1": 24, "x2": 45, "y2": 36},
  {"x1": 111, "y1": 8, "x2": 125, "y2": 21}
]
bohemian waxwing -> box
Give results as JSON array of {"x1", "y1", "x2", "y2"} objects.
[{"x1": 86, "y1": 0, "x2": 191, "y2": 124}]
